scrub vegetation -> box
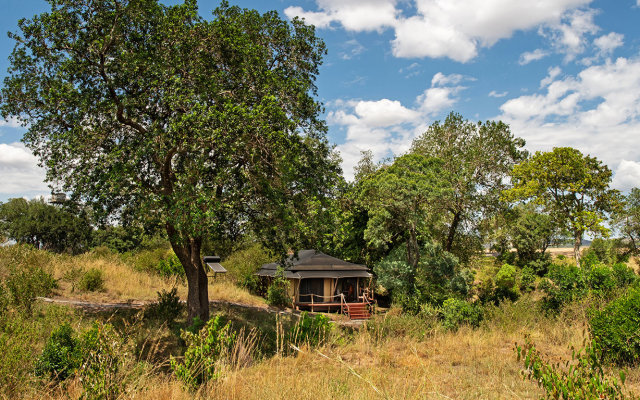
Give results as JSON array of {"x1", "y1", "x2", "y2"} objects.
[{"x1": 2, "y1": 1, "x2": 640, "y2": 399}]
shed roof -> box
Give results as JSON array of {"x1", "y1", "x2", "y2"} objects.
[
  {"x1": 203, "y1": 255, "x2": 227, "y2": 273},
  {"x1": 258, "y1": 249, "x2": 369, "y2": 276}
]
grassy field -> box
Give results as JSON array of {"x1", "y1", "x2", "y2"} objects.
[{"x1": 1, "y1": 245, "x2": 639, "y2": 399}]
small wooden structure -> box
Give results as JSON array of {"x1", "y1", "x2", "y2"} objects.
[
  {"x1": 256, "y1": 250, "x2": 374, "y2": 319},
  {"x1": 203, "y1": 256, "x2": 227, "y2": 280}
]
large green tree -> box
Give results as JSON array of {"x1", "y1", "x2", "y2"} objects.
[
  {"x1": 503, "y1": 147, "x2": 620, "y2": 266},
  {"x1": 1, "y1": 0, "x2": 339, "y2": 321},
  {"x1": 615, "y1": 188, "x2": 640, "y2": 255},
  {"x1": 411, "y1": 112, "x2": 527, "y2": 260},
  {"x1": 0, "y1": 198, "x2": 92, "y2": 254},
  {"x1": 358, "y1": 153, "x2": 447, "y2": 270}
]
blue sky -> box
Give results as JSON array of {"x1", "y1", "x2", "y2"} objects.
[{"x1": 1, "y1": 0, "x2": 640, "y2": 202}]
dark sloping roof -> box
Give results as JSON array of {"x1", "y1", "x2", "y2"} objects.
[
  {"x1": 256, "y1": 269, "x2": 372, "y2": 279},
  {"x1": 203, "y1": 255, "x2": 227, "y2": 273},
  {"x1": 258, "y1": 249, "x2": 368, "y2": 273}
]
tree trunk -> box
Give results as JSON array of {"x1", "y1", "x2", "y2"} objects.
[
  {"x1": 166, "y1": 224, "x2": 209, "y2": 322},
  {"x1": 573, "y1": 233, "x2": 582, "y2": 268},
  {"x1": 445, "y1": 210, "x2": 462, "y2": 252}
]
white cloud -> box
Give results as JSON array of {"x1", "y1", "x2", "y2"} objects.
[
  {"x1": 489, "y1": 90, "x2": 508, "y2": 98},
  {"x1": 498, "y1": 57, "x2": 640, "y2": 192},
  {"x1": 542, "y1": 8, "x2": 599, "y2": 62},
  {"x1": 286, "y1": 0, "x2": 592, "y2": 62},
  {"x1": 612, "y1": 160, "x2": 640, "y2": 191},
  {"x1": 284, "y1": 0, "x2": 398, "y2": 32},
  {"x1": 0, "y1": 142, "x2": 49, "y2": 196},
  {"x1": 0, "y1": 117, "x2": 22, "y2": 128},
  {"x1": 519, "y1": 49, "x2": 549, "y2": 65},
  {"x1": 329, "y1": 72, "x2": 470, "y2": 179},
  {"x1": 594, "y1": 32, "x2": 624, "y2": 57}
]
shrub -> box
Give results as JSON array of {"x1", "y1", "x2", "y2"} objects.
[
  {"x1": 440, "y1": 298, "x2": 483, "y2": 331},
  {"x1": 34, "y1": 323, "x2": 81, "y2": 381},
  {"x1": 526, "y1": 254, "x2": 551, "y2": 276},
  {"x1": 156, "y1": 252, "x2": 184, "y2": 278},
  {"x1": 612, "y1": 263, "x2": 637, "y2": 288},
  {"x1": 146, "y1": 288, "x2": 183, "y2": 326},
  {"x1": 222, "y1": 244, "x2": 272, "y2": 292},
  {"x1": 171, "y1": 314, "x2": 237, "y2": 388},
  {"x1": 539, "y1": 263, "x2": 587, "y2": 313},
  {"x1": 266, "y1": 271, "x2": 290, "y2": 308},
  {"x1": 586, "y1": 264, "x2": 616, "y2": 295},
  {"x1": 517, "y1": 338, "x2": 631, "y2": 399},
  {"x1": 520, "y1": 266, "x2": 536, "y2": 292},
  {"x1": 494, "y1": 263, "x2": 520, "y2": 302},
  {"x1": 5, "y1": 264, "x2": 57, "y2": 313},
  {"x1": 78, "y1": 268, "x2": 104, "y2": 292},
  {"x1": 79, "y1": 322, "x2": 127, "y2": 400},
  {"x1": 589, "y1": 287, "x2": 640, "y2": 365},
  {"x1": 287, "y1": 312, "x2": 330, "y2": 348}
]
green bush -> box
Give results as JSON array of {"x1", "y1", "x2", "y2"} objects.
[
  {"x1": 146, "y1": 288, "x2": 183, "y2": 326},
  {"x1": 539, "y1": 263, "x2": 587, "y2": 313},
  {"x1": 78, "y1": 268, "x2": 104, "y2": 292},
  {"x1": 612, "y1": 263, "x2": 637, "y2": 288},
  {"x1": 79, "y1": 322, "x2": 127, "y2": 400},
  {"x1": 494, "y1": 263, "x2": 520, "y2": 302},
  {"x1": 156, "y1": 252, "x2": 184, "y2": 278},
  {"x1": 517, "y1": 338, "x2": 631, "y2": 399},
  {"x1": 5, "y1": 264, "x2": 57, "y2": 313},
  {"x1": 266, "y1": 271, "x2": 290, "y2": 308},
  {"x1": 526, "y1": 254, "x2": 551, "y2": 276},
  {"x1": 223, "y1": 244, "x2": 272, "y2": 293},
  {"x1": 171, "y1": 314, "x2": 236, "y2": 388},
  {"x1": 520, "y1": 266, "x2": 536, "y2": 292},
  {"x1": 586, "y1": 264, "x2": 616, "y2": 295},
  {"x1": 440, "y1": 298, "x2": 483, "y2": 331},
  {"x1": 287, "y1": 312, "x2": 330, "y2": 348},
  {"x1": 589, "y1": 287, "x2": 640, "y2": 365},
  {"x1": 34, "y1": 323, "x2": 81, "y2": 381}
]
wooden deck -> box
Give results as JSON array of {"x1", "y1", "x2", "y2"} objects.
[{"x1": 294, "y1": 301, "x2": 372, "y2": 319}]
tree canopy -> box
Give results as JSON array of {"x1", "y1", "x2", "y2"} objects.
[
  {"x1": 411, "y1": 112, "x2": 527, "y2": 261},
  {"x1": 0, "y1": 198, "x2": 92, "y2": 254},
  {"x1": 1, "y1": 0, "x2": 339, "y2": 320},
  {"x1": 503, "y1": 147, "x2": 620, "y2": 266}
]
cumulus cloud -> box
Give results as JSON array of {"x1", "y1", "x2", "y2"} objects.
[
  {"x1": 612, "y1": 160, "x2": 640, "y2": 191},
  {"x1": 519, "y1": 49, "x2": 549, "y2": 65},
  {"x1": 284, "y1": 0, "x2": 398, "y2": 31},
  {"x1": 0, "y1": 117, "x2": 22, "y2": 128},
  {"x1": 287, "y1": 0, "x2": 591, "y2": 62},
  {"x1": 594, "y1": 32, "x2": 624, "y2": 57},
  {"x1": 498, "y1": 57, "x2": 640, "y2": 191},
  {"x1": 329, "y1": 73, "x2": 470, "y2": 178},
  {"x1": 0, "y1": 142, "x2": 49, "y2": 196},
  {"x1": 542, "y1": 8, "x2": 599, "y2": 62}
]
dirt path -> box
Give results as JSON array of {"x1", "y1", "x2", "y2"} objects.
[{"x1": 35, "y1": 296, "x2": 365, "y2": 326}]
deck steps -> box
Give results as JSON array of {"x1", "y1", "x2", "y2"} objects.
[{"x1": 343, "y1": 302, "x2": 371, "y2": 320}]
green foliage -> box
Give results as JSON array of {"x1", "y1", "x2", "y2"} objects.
[
  {"x1": 147, "y1": 288, "x2": 183, "y2": 326},
  {"x1": 615, "y1": 188, "x2": 640, "y2": 255},
  {"x1": 504, "y1": 147, "x2": 621, "y2": 266},
  {"x1": 266, "y1": 271, "x2": 291, "y2": 309},
  {"x1": 589, "y1": 287, "x2": 640, "y2": 365},
  {"x1": 78, "y1": 268, "x2": 104, "y2": 292},
  {"x1": 156, "y1": 252, "x2": 185, "y2": 278},
  {"x1": 287, "y1": 312, "x2": 330, "y2": 348},
  {"x1": 586, "y1": 264, "x2": 617, "y2": 295},
  {"x1": 440, "y1": 298, "x2": 483, "y2": 331},
  {"x1": 516, "y1": 338, "x2": 632, "y2": 399},
  {"x1": 411, "y1": 112, "x2": 528, "y2": 261},
  {"x1": 358, "y1": 153, "x2": 446, "y2": 269},
  {"x1": 526, "y1": 254, "x2": 552, "y2": 276},
  {"x1": 612, "y1": 263, "x2": 637, "y2": 288},
  {"x1": 520, "y1": 266, "x2": 537, "y2": 293},
  {"x1": 2, "y1": 0, "x2": 339, "y2": 321},
  {"x1": 220, "y1": 244, "x2": 272, "y2": 293},
  {"x1": 78, "y1": 322, "x2": 127, "y2": 400},
  {"x1": 539, "y1": 264, "x2": 587, "y2": 313},
  {"x1": 0, "y1": 198, "x2": 92, "y2": 254},
  {"x1": 34, "y1": 323, "x2": 81, "y2": 381},
  {"x1": 494, "y1": 263, "x2": 520, "y2": 302},
  {"x1": 171, "y1": 315, "x2": 237, "y2": 388},
  {"x1": 4, "y1": 259, "x2": 57, "y2": 313}
]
